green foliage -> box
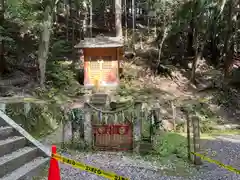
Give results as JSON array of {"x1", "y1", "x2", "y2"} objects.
[
  {"x1": 46, "y1": 60, "x2": 76, "y2": 88},
  {"x1": 153, "y1": 132, "x2": 188, "y2": 159},
  {"x1": 5, "y1": 102, "x2": 63, "y2": 138},
  {"x1": 46, "y1": 40, "x2": 75, "y2": 89},
  {"x1": 182, "y1": 101, "x2": 219, "y2": 133},
  {"x1": 0, "y1": 36, "x2": 14, "y2": 42},
  {"x1": 0, "y1": 25, "x2": 15, "y2": 42},
  {"x1": 6, "y1": 0, "x2": 41, "y2": 26},
  {"x1": 194, "y1": 103, "x2": 215, "y2": 119},
  {"x1": 50, "y1": 40, "x2": 72, "y2": 58}
]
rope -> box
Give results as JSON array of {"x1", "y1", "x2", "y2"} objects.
[{"x1": 85, "y1": 101, "x2": 136, "y2": 114}]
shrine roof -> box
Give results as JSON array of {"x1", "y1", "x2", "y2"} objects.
[{"x1": 74, "y1": 36, "x2": 123, "y2": 48}]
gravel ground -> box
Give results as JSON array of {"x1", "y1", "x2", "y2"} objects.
[
  {"x1": 47, "y1": 136, "x2": 240, "y2": 180},
  {"x1": 56, "y1": 143, "x2": 240, "y2": 180},
  {"x1": 57, "y1": 151, "x2": 187, "y2": 180},
  {"x1": 41, "y1": 123, "x2": 240, "y2": 180}
]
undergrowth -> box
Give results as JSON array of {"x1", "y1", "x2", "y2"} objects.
[
  {"x1": 135, "y1": 132, "x2": 197, "y2": 177},
  {"x1": 5, "y1": 42, "x2": 83, "y2": 139},
  {"x1": 153, "y1": 132, "x2": 188, "y2": 159},
  {"x1": 5, "y1": 102, "x2": 63, "y2": 139}
]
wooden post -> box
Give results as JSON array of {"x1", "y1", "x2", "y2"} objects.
[
  {"x1": 153, "y1": 102, "x2": 161, "y2": 130},
  {"x1": 61, "y1": 107, "x2": 69, "y2": 149},
  {"x1": 79, "y1": 109, "x2": 85, "y2": 140},
  {"x1": 84, "y1": 103, "x2": 92, "y2": 147},
  {"x1": 133, "y1": 102, "x2": 142, "y2": 153},
  {"x1": 149, "y1": 109, "x2": 155, "y2": 142},
  {"x1": 61, "y1": 119, "x2": 66, "y2": 149},
  {"x1": 186, "y1": 111, "x2": 192, "y2": 162},
  {"x1": 24, "y1": 103, "x2": 31, "y2": 116},
  {"x1": 192, "y1": 115, "x2": 202, "y2": 165},
  {"x1": 0, "y1": 103, "x2": 6, "y2": 113},
  {"x1": 171, "y1": 101, "x2": 176, "y2": 131}
]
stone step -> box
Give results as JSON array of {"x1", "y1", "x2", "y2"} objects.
[
  {"x1": 0, "y1": 111, "x2": 49, "y2": 179},
  {"x1": 90, "y1": 93, "x2": 108, "y2": 105},
  {"x1": 1, "y1": 157, "x2": 49, "y2": 180},
  {"x1": 0, "y1": 146, "x2": 39, "y2": 178},
  {"x1": 0, "y1": 126, "x2": 15, "y2": 140},
  {"x1": 0, "y1": 136, "x2": 26, "y2": 157}
]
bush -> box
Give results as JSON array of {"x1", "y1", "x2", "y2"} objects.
[
  {"x1": 46, "y1": 60, "x2": 76, "y2": 88},
  {"x1": 5, "y1": 102, "x2": 64, "y2": 138},
  {"x1": 153, "y1": 132, "x2": 188, "y2": 159},
  {"x1": 50, "y1": 40, "x2": 72, "y2": 59}
]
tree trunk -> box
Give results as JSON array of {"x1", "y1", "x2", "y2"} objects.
[
  {"x1": 75, "y1": 1, "x2": 82, "y2": 41},
  {"x1": 0, "y1": 0, "x2": 7, "y2": 75},
  {"x1": 190, "y1": 0, "x2": 199, "y2": 83},
  {"x1": 147, "y1": 1, "x2": 150, "y2": 39},
  {"x1": 83, "y1": 1, "x2": 88, "y2": 37},
  {"x1": 115, "y1": 0, "x2": 122, "y2": 38},
  {"x1": 154, "y1": 13, "x2": 157, "y2": 38},
  {"x1": 132, "y1": 0, "x2": 135, "y2": 51},
  {"x1": 209, "y1": 11, "x2": 219, "y2": 66},
  {"x1": 130, "y1": 0, "x2": 132, "y2": 15},
  {"x1": 187, "y1": 20, "x2": 195, "y2": 57},
  {"x1": 210, "y1": 35, "x2": 218, "y2": 65},
  {"x1": 224, "y1": 42, "x2": 234, "y2": 77},
  {"x1": 53, "y1": 3, "x2": 58, "y2": 24},
  {"x1": 236, "y1": 3, "x2": 240, "y2": 52},
  {"x1": 124, "y1": 0, "x2": 127, "y2": 42},
  {"x1": 0, "y1": 37, "x2": 6, "y2": 75},
  {"x1": 79, "y1": 11, "x2": 83, "y2": 40},
  {"x1": 37, "y1": 5, "x2": 53, "y2": 88},
  {"x1": 190, "y1": 51, "x2": 202, "y2": 83},
  {"x1": 156, "y1": 27, "x2": 168, "y2": 71},
  {"x1": 187, "y1": 0, "x2": 197, "y2": 58},
  {"x1": 223, "y1": 0, "x2": 234, "y2": 78},
  {"x1": 89, "y1": 0, "x2": 92, "y2": 37},
  {"x1": 70, "y1": 1, "x2": 75, "y2": 44},
  {"x1": 66, "y1": 0, "x2": 70, "y2": 41}
]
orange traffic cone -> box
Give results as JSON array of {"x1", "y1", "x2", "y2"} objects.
[{"x1": 48, "y1": 145, "x2": 61, "y2": 180}]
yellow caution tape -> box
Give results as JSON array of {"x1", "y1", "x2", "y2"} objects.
[
  {"x1": 191, "y1": 152, "x2": 240, "y2": 174},
  {"x1": 52, "y1": 153, "x2": 130, "y2": 180}
]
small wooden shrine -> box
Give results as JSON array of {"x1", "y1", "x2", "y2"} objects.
[{"x1": 75, "y1": 36, "x2": 124, "y2": 91}]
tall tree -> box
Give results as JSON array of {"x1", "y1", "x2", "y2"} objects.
[
  {"x1": 115, "y1": 0, "x2": 122, "y2": 37},
  {"x1": 124, "y1": 0, "x2": 127, "y2": 42},
  {"x1": 223, "y1": 0, "x2": 235, "y2": 78},
  {"x1": 132, "y1": 0, "x2": 135, "y2": 50},
  {"x1": 38, "y1": 0, "x2": 58, "y2": 87},
  {"x1": 0, "y1": 0, "x2": 7, "y2": 75}
]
